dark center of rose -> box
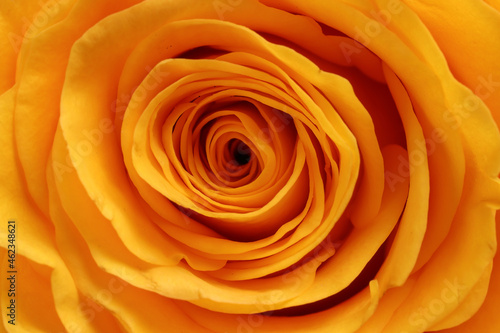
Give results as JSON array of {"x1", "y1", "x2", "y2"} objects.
[{"x1": 229, "y1": 139, "x2": 251, "y2": 166}]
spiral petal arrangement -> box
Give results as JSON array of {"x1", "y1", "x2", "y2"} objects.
[{"x1": 1, "y1": 0, "x2": 500, "y2": 332}]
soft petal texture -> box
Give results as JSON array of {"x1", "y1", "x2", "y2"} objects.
[
  {"x1": 403, "y1": 0, "x2": 500, "y2": 125},
  {"x1": 1, "y1": 0, "x2": 499, "y2": 332},
  {"x1": 433, "y1": 213, "x2": 500, "y2": 333}
]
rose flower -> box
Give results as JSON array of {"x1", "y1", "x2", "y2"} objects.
[{"x1": 1, "y1": 0, "x2": 500, "y2": 332}]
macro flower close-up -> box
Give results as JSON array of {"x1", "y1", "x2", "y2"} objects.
[{"x1": 1, "y1": 0, "x2": 500, "y2": 332}]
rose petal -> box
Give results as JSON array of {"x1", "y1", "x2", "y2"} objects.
[
  {"x1": 12, "y1": 0, "x2": 140, "y2": 217},
  {"x1": 0, "y1": 254, "x2": 66, "y2": 331},
  {"x1": 47, "y1": 167, "x2": 214, "y2": 332},
  {"x1": 402, "y1": 0, "x2": 500, "y2": 124},
  {"x1": 376, "y1": 64, "x2": 429, "y2": 289},
  {"x1": 0, "y1": 76, "x2": 113, "y2": 332},
  {"x1": 177, "y1": 280, "x2": 379, "y2": 333},
  {"x1": 281, "y1": 143, "x2": 409, "y2": 307},
  {"x1": 430, "y1": 213, "x2": 500, "y2": 333},
  {"x1": 428, "y1": 263, "x2": 493, "y2": 331}
]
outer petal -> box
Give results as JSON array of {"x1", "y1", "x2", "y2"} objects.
[
  {"x1": 402, "y1": 0, "x2": 500, "y2": 124},
  {"x1": 46, "y1": 163, "x2": 215, "y2": 333},
  {"x1": 432, "y1": 213, "x2": 500, "y2": 333},
  {"x1": 13, "y1": 0, "x2": 141, "y2": 219},
  {"x1": 0, "y1": 84, "x2": 106, "y2": 332},
  {"x1": 0, "y1": 0, "x2": 68, "y2": 93}
]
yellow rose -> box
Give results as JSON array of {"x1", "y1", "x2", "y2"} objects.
[{"x1": 1, "y1": 0, "x2": 499, "y2": 332}]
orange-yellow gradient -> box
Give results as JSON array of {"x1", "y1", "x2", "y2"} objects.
[{"x1": 1, "y1": 0, "x2": 499, "y2": 332}]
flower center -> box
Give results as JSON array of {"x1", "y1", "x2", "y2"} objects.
[{"x1": 229, "y1": 139, "x2": 252, "y2": 166}]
